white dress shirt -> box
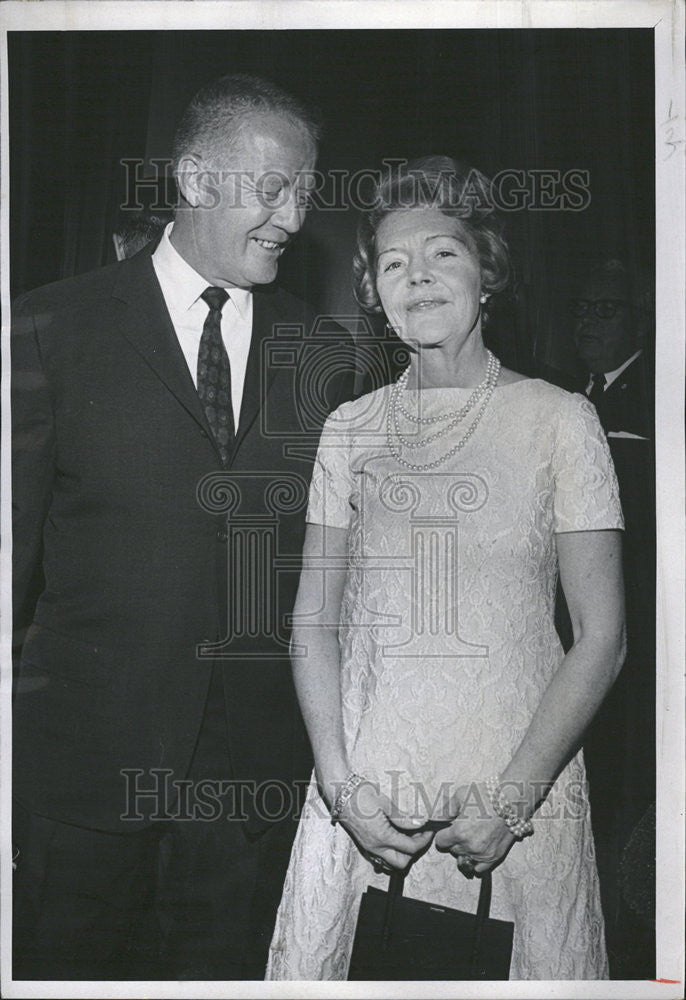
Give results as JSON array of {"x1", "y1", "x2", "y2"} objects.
[{"x1": 152, "y1": 223, "x2": 253, "y2": 429}]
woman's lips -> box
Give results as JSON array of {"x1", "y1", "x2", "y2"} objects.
[{"x1": 406, "y1": 299, "x2": 446, "y2": 312}]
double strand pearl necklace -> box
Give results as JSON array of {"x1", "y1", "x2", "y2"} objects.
[
  {"x1": 393, "y1": 350, "x2": 499, "y2": 447},
  {"x1": 386, "y1": 350, "x2": 501, "y2": 471}
]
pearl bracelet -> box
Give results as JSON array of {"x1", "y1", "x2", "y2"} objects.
[
  {"x1": 330, "y1": 772, "x2": 366, "y2": 824},
  {"x1": 485, "y1": 775, "x2": 534, "y2": 840}
]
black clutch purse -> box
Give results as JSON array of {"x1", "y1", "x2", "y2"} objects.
[{"x1": 348, "y1": 869, "x2": 514, "y2": 981}]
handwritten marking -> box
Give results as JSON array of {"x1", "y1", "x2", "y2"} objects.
[{"x1": 661, "y1": 99, "x2": 685, "y2": 160}]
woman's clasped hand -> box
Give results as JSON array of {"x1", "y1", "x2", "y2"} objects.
[
  {"x1": 330, "y1": 777, "x2": 433, "y2": 872},
  {"x1": 333, "y1": 776, "x2": 521, "y2": 878},
  {"x1": 433, "y1": 782, "x2": 519, "y2": 878}
]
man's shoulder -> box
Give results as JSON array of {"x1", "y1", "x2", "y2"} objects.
[
  {"x1": 254, "y1": 284, "x2": 353, "y2": 342},
  {"x1": 604, "y1": 351, "x2": 652, "y2": 400},
  {"x1": 14, "y1": 259, "x2": 137, "y2": 315},
  {"x1": 254, "y1": 282, "x2": 309, "y2": 318},
  {"x1": 620, "y1": 351, "x2": 650, "y2": 382}
]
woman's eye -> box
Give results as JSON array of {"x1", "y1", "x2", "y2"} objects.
[
  {"x1": 383, "y1": 260, "x2": 403, "y2": 273},
  {"x1": 435, "y1": 249, "x2": 456, "y2": 258}
]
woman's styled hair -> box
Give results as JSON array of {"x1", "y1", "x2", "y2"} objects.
[
  {"x1": 172, "y1": 73, "x2": 322, "y2": 172},
  {"x1": 353, "y1": 156, "x2": 511, "y2": 314}
]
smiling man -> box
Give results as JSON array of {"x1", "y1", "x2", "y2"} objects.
[{"x1": 11, "y1": 74, "x2": 355, "y2": 980}]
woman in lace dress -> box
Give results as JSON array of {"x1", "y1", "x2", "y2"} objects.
[{"x1": 266, "y1": 157, "x2": 625, "y2": 980}]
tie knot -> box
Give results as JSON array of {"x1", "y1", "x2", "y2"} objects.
[
  {"x1": 201, "y1": 286, "x2": 229, "y2": 313},
  {"x1": 592, "y1": 373, "x2": 607, "y2": 390}
]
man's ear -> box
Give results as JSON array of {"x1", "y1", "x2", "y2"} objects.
[{"x1": 175, "y1": 153, "x2": 206, "y2": 208}]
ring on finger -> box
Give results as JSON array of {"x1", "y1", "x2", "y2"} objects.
[{"x1": 369, "y1": 853, "x2": 392, "y2": 873}]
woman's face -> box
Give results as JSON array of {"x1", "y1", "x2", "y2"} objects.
[{"x1": 374, "y1": 207, "x2": 483, "y2": 353}]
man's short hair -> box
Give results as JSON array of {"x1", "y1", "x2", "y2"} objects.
[{"x1": 172, "y1": 73, "x2": 322, "y2": 173}]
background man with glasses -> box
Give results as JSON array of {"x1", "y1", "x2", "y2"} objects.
[
  {"x1": 570, "y1": 256, "x2": 655, "y2": 978},
  {"x1": 571, "y1": 257, "x2": 651, "y2": 438}
]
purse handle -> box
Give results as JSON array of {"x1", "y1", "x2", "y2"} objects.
[
  {"x1": 471, "y1": 869, "x2": 493, "y2": 976},
  {"x1": 383, "y1": 869, "x2": 493, "y2": 977}
]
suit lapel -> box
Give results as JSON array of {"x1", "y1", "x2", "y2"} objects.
[
  {"x1": 230, "y1": 289, "x2": 284, "y2": 459},
  {"x1": 111, "y1": 256, "x2": 294, "y2": 465},
  {"x1": 110, "y1": 252, "x2": 217, "y2": 445}
]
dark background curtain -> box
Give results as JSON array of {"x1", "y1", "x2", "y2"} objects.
[
  {"x1": 8, "y1": 28, "x2": 653, "y2": 382},
  {"x1": 9, "y1": 31, "x2": 153, "y2": 293}
]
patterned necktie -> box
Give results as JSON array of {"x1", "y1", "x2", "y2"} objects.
[
  {"x1": 588, "y1": 372, "x2": 607, "y2": 408},
  {"x1": 198, "y1": 286, "x2": 234, "y2": 465}
]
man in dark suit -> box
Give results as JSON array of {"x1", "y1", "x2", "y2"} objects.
[
  {"x1": 572, "y1": 258, "x2": 652, "y2": 439},
  {"x1": 12, "y1": 73, "x2": 355, "y2": 980},
  {"x1": 571, "y1": 258, "x2": 655, "y2": 977}
]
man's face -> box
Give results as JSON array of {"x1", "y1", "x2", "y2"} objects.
[
  {"x1": 175, "y1": 112, "x2": 317, "y2": 289},
  {"x1": 572, "y1": 274, "x2": 638, "y2": 374}
]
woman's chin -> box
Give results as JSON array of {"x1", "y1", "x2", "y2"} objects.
[{"x1": 402, "y1": 329, "x2": 464, "y2": 352}]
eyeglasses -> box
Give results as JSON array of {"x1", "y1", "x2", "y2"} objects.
[{"x1": 569, "y1": 299, "x2": 631, "y2": 320}]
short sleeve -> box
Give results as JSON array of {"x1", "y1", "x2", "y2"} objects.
[
  {"x1": 553, "y1": 394, "x2": 624, "y2": 533},
  {"x1": 307, "y1": 409, "x2": 354, "y2": 529}
]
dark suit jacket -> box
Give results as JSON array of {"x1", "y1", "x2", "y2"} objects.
[
  {"x1": 12, "y1": 247, "x2": 355, "y2": 833},
  {"x1": 591, "y1": 351, "x2": 653, "y2": 440}
]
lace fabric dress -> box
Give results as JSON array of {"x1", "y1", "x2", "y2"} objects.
[{"x1": 266, "y1": 378, "x2": 623, "y2": 981}]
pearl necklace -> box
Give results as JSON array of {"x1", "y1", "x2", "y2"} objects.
[
  {"x1": 386, "y1": 351, "x2": 501, "y2": 470},
  {"x1": 396, "y1": 350, "x2": 498, "y2": 426},
  {"x1": 392, "y1": 350, "x2": 499, "y2": 448}
]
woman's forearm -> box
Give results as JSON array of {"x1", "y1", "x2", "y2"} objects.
[
  {"x1": 501, "y1": 627, "x2": 625, "y2": 816},
  {"x1": 291, "y1": 617, "x2": 351, "y2": 807},
  {"x1": 501, "y1": 529, "x2": 625, "y2": 817},
  {"x1": 290, "y1": 523, "x2": 352, "y2": 808}
]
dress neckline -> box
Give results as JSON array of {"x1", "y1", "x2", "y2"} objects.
[{"x1": 398, "y1": 377, "x2": 539, "y2": 392}]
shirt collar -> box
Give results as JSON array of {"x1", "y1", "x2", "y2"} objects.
[{"x1": 152, "y1": 222, "x2": 253, "y2": 319}]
